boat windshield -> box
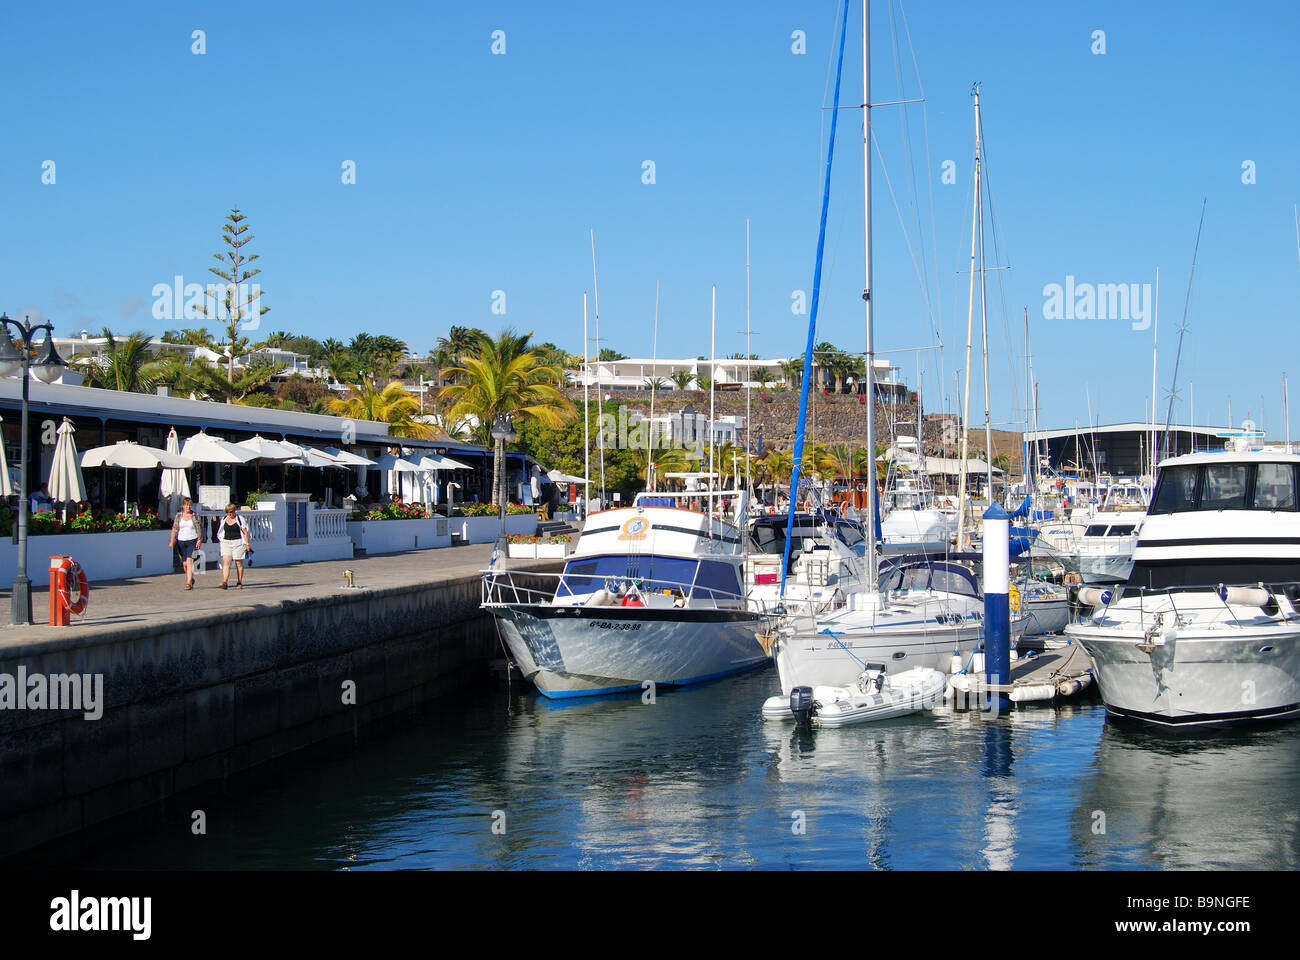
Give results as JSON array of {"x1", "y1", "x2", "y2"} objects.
[
  {"x1": 556, "y1": 555, "x2": 743, "y2": 601},
  {"x1": 879, "y1": 561, "x2": 980, "y2": 599},
  {"x1": 1150, "y1": 462, "x2": 1299, "y2": 514}
]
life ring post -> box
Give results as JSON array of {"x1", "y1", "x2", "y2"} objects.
[
  {"x1": 49, "y1": 555, "x2": 69, "y2": 626},
  {"x1": 49, "y1": 555, "x2": 90, "y2": 625}
]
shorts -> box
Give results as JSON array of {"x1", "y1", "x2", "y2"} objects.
[
  {"x1": 220, "y1": 541, "x2": 247, "y2": 561},
  {"x1": 177, "y1": 539, "x2": 199, "y2": 561}
]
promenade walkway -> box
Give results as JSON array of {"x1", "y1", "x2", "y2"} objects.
[{"x1": 0, "y1": 544, "x2": 551, "y2": 647}]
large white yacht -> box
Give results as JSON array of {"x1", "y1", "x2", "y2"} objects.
[
  {"x1": 1067, "y1": 449, "x2": 1300, "y2": 726},
  {"x1": 482, "y1": 488, "x2": 769, "y2": 698}
]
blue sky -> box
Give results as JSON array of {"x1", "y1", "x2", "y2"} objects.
[{"x1": 2, "y1": 0, "x2": 1297, "y2": 439}]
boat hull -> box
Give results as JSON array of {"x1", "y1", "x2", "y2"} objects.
[
  {"x1": 491, "y1": 604, "x2": 769, "y2": 698},
  {"x1": 1070, "y1": 626, "x2": 1300, "y2": 726},
  {"x1": 1020, "y1": 596, "x2": 1069, "y2": 638},
  {"x1": 774, "y1": 614, "x2": 989, "y2": 695}
]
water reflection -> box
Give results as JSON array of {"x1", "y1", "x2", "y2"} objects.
[
  {"x1": 1073, "y1": 719, "x2": 1300, "y2": 870},
  {"x1": 24, "y1": 668, "x2": 1298, "y2": 871}
]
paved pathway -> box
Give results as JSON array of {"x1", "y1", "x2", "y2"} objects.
[{"x1": 0, "y1": 544, "x2": 558, "y2": 648}]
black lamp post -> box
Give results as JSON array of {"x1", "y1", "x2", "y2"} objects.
[{"x1": 0, "y1": 314, "x2": 67, "y2": 625}]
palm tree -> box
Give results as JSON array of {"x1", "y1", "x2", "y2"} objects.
[
  {"x1": 816, "y1": 443, "x2": 856, "y2": 480},
  {"x1": 778, "y1": 357, "x2": 804, "y2": 390},
  {"x1": 72, "y1": 328, "x2": 170, "y2": 393},
  {"x1": 329, "y1": 379, "x2": 435, "y2": 439},
  {"x1": 669, "y1": 370, "x2": 694, "y2": 391},
  {"x1": 643, "y1": 376, "x2": 668, "y2": 392},
  {"x1": 439, "y1": 328, "x2": 575, "y2": 505},
  {"x1": 762, "y1": 448, "x2": 794, "y2": 485},
  {"x1": 318, "y1": 338, "x2": 354, "y2": 383},
  {"x1": 432, "y1": 326, "x2": 487, "y2": 375}
]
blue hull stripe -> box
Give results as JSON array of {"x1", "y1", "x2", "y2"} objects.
[{"x1": 536, "y1": 659, "x2": 770, "y2": 700}]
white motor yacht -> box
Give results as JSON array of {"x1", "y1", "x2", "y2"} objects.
[
  {"x1": 1067, "y1": 449, "x2": 1300, "y2": 726},
  {"x1": 483, "y1": 487, "x2": 770, "y2": 698}
]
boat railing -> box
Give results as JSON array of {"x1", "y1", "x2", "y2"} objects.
[
  {"x1": 1081, "y1": 579, "x2": 1300, "y2": 632},
  {"x1": 481, "y1": 566, "x2": 762, "y2": 613}
]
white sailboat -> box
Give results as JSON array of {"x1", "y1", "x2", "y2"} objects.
[{"x1": 763, "y1": 2, "x2": 1019, "y2": 719}]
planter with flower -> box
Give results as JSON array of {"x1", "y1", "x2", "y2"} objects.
[
  {"x1": 0, "y1": 508, "x2": 172, "y2": 583},
  {"x1": 457, "y1": 504, "x2": 539, "y2": 543},
  {"x1": 345, "y1": 502, "x2": 451, "y2": 555},
  {"x1": 505, "y1": 532, "x2": 574, "y2": 559}
]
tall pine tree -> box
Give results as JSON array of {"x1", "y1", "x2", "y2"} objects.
[{"x1": 205, "y1": 207, "x2": 270, "y2": 392}]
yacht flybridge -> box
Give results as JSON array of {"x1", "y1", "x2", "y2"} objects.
[
  {"x1": 482, "y1": 486, "x2": 770, "y2": 698},
  {"x1": 1067, "y1": 449, "x2": 1300, "y2": 726}
]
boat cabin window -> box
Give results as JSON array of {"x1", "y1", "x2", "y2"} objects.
[
  {"x1": 1083, "y1": 524, "x2": 1110, "y2": 537},
  {"x1": 1150, "y1": 465, "x2": 1200, "y2": 514},
  {"x1": 1201, "y1": 464, "x2": 1249, "y2": 510},
  {"x1": 558, "y1": 555, "x2": 699, "y2": 598},
  {"x1": 1107, "y1": 524, "x2": 1136, "y2": 537},
  {"x1": 880, "y1": 562, "x2": 979, "y2": 599},
  {"x1": 1253, "y1": 463, "x2": 1297, "y2": 510},
  {"x1": 1150, "y1": 462, "x2": 1300, "y2": 514},
  {"x1": 694, "y1": 560, "x2": 743, "y2": 601}
]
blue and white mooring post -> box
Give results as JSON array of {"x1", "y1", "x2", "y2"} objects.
[{"x1": 981, "y1": 503, "x2": 1011, "y2": 714}]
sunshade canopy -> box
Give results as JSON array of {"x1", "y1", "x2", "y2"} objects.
[{"x1": 82, "y1": 441, "x2": 193, "y2": 470}]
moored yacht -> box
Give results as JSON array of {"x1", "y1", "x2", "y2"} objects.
[
  {"x1": 1066, "y1": 449, "x2": 1300, "y2": 726},
  {"x1": 482, "y1": 488, "x2": 770, "y2": 698}
]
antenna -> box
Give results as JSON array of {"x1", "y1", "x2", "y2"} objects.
[{"x1": 1161, "y1": 200, "x2": 1207, "y2": 460}]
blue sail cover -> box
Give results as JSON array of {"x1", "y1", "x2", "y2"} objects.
[
  {"x1": 780, "y1": 0, "x2": 851, "y2": 599},
  {"x1": 1006, "y1": 494, "x2": 1032, "y2": 519}
]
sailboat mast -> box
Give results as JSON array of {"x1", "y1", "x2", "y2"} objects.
[
  {"x1": 649, "y1": 280, "x2": 659, "y2": 488},
  {"x1": 583, "y1": 292, "x2": 590, "y2": 498},
  {"x1": 709, "y1": 283, "x2": 717, "y2": 522},
  {"x1": 975, "y1": 90, "x2": 994, "y2": 501},
  {"x1": 1149, "y1": 267, "x2": 1160, "y2": 480},
  {"x1": 745, "y1": 219, "x2": 752, "y2": 505},
  {"x1": 955, "y1": 85, "x2": 981, "y2": 549},
  {"x1": 862, "y1": 0, "x2": 879, "y2": 588},
  {"x1": 591, "y1": 230, "x2": 606, "y2": 502}
]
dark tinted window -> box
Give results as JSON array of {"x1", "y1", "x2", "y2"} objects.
[
  {"x1": 1251, "y1": 463, "x2": 1296, "y2": 510},
  {"x1": 693, "y1": 560, "x2": 743, "y2": 601},
  {"x1": 1084, "y1": 524, "x2": 1109, "y2": 537},
  {"x1": 1107, "y1": 525, "x2": 1136, "y2": 536},
  {"x1": 1201, "y1": 464, "x2": 1249, "y2": 510},
  {"x1": 559, "y1": 555, "x2": 698, "y2": 597},
  {"x1": 1151, "y1": 465, "x2": 1200, "y2": 514}
]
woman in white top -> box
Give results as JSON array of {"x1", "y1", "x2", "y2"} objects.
[
  {"x1": 217, "y1": 502, "x2": 253, "y2": 590},
  {"x1": 169, "y1": 497, "x2": 205, "y2": 590}
]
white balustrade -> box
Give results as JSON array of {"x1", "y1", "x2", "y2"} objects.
[{"x1": 312, "y1": 508, "x2": 349, "y2": 540}]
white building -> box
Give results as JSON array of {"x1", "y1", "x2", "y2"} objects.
[{"x1": 568, "y1": 355, "x2": 906, "y2": 401}]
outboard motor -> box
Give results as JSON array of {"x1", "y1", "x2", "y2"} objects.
[{"x1": 790, "y1": 686, "x2": 816, "y2": 726}]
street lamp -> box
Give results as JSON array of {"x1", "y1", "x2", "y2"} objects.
[
  {"x1": 0, "y1": 314, "x2": 67, "y2": 625},
  {"x1": 490, "y1": 413, "x2": 518, "y2": 542}
]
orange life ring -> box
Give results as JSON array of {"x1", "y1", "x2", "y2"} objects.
[{"x1": 59, "y1": 559, "x2": 90, "y2": 615}]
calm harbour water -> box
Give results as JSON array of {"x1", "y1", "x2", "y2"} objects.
[{"x1": 52, "y1": 665, "x2": 1300, "y2": 871}]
